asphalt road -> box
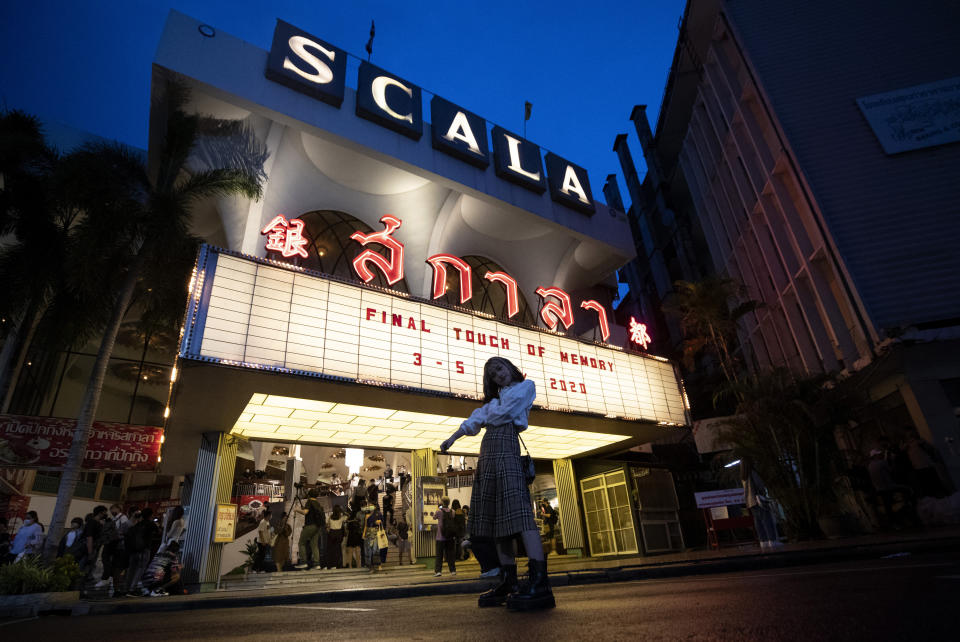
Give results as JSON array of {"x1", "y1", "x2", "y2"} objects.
[{"x1": 3, "y1": 552, "x2": 959, "y2": 641}]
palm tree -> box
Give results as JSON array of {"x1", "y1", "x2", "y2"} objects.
[
  {"x1": 42, "y1": 80, "x2": 267, "y2": 559},
  {"x1": 662, "y1": 277, "x2": 758, "y2": 387},
  {"x1": 0, "y1": 111, "x2": 97, "y2": 412}
]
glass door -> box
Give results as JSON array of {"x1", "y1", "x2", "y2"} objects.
[{"x1": 580, "y1": 470, "x2": 639, "y2": 556}]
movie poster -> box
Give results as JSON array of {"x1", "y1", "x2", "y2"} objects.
[{"x1": 417, "y1": 476, "x2": 446, "y2": 529}]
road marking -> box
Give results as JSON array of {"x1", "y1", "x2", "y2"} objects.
[
  {"x1": 274, "y1": 605, "x2": 373, "y2": 612},
  {"x1": 0, "y1": 616, "x2": 38, "y2": 627}
]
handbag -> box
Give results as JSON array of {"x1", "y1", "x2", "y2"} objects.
[
  {"x1": 376, "y1": 526, "x2": 389, "y2": 550},
  {"x1": 518, "y1": 433, "x2": 536, "y2": 484}
]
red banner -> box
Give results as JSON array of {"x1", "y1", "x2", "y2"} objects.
[{"x1": 0, "y1": 414, "x2": 162, "y2": 471}]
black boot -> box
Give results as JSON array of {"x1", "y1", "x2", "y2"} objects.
[
  {"x1": 506, "y1": 559, "x2": 555, "y2": 611},
  {"x1": 477, "y1": 564, "x2": 517, "y2": 607}
]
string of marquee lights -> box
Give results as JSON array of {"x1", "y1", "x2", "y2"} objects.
[{"x1": 173, "y1": 244, "x2": 688, "y2": 429}]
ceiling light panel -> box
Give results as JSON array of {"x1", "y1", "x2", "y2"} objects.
[{"x1": 228, "y1": 393, "x2": 631, "y2": 458}]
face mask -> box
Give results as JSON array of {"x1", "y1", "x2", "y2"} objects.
[{"x1": 24, "y1": 519, "x2": 33, "y2": 525}]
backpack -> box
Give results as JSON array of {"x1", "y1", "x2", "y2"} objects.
[{"x1": 440, "y1": 509, "x2": 456, "y2": 539}]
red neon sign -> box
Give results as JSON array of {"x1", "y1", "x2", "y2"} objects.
[
  {"x1": 535, "y1": 287, "x2": 574, "y2": 331},
  {"x1": 426, "y1": 254, "x2": 472, "y2": 303},
  {"x1": 484, "y1": 271, "x2": 520, "y2": 318},
  {"x1": 261, "y1": 214, "x2": 309, "y2": 259},
  {"x1": 350, "y1": 215, "x2": 405, "y2": 286},
  {"x1": 260, "y1": 214, "x2": 618, "y2": 343},
  {"x1": 629, "y1": 317, "x2": 652, "y2": 349},
  {"x1": 580, "y1": 300, "x2": 610, "y2": 342}
]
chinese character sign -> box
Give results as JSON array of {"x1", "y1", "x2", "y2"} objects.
[
  {"x1": 629, "y1": 317, "x2": 652, "y2": 350},
  {"x1": 261, "y1": 215, "x2": 309, "y2": 259}
]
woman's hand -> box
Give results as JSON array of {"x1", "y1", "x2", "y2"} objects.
[
  {"x1": 441, "y1": 428, "x2": 463, "y2": 453},
  {"x1": 440, "y1": 436, "x2": 456, "y2": 453}
]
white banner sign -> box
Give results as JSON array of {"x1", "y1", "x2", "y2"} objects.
[
  {"x1": 694, "y1": 489, "x2": 745, "y2": 509},
  {"x1": 190, "y1": 250, "x2": 687, "y2": 425},
  {"x1": 857, "y1": 76, "x2": 960, "y2": 154}
]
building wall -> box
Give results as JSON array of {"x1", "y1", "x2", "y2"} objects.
[
  {"x1": 723, "y1": 0, "x2": 960, "y2": 334},
  {"x1": 675, "y1": 9, "x2": 873, "y2": 374}
]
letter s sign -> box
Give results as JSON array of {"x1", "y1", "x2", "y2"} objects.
[{"x1": 266, "y1": 19, "x2": 347, "y2": 108}]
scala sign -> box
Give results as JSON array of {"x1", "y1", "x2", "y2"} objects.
[
  {"x1": 264, "y1": 19, "x2": 596, "y2": 216},
  {"x1": 185, "y1": 246, "x2": 687, "y2": 425}
]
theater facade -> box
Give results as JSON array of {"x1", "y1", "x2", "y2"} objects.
[{"x1": 152, "y1": 12, "x2": 689, "y2": 587}]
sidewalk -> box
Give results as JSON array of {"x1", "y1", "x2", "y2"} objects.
[{"x1": 6, "y1": 526, "x2": 959, "y2": 618}]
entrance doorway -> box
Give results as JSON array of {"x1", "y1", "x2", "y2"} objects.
[{"x1": 580, "y1": 469, "x2": 638, "y2": 556}]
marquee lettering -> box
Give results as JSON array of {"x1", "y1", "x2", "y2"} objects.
[
  {"x1": 283, "y1": 35, "x2": 336, "y2": 85},
  {"x1": 484, "y1": 271, "x2": 519, "y2": 318},
  {"x1": 350, "y1": 215, "x2": 405, "y2": 285},
  {"x1": 371, "y1": 75, "x2": 414, "y2": 124},
  {"x1": 259, "y1": 214, "x2": 644, "y2": 346},
  {"x1": 535, "y1": 287, "x2": 574, "y2": 331},
  {"x1": 426, "y1": 254, "x2": 472, "y2": 303},
  {"x1": 580, "y1": 300, "x2": 610, "y2": 342}
]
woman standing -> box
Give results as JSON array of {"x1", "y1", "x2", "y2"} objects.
[
  {"x1": 325, "y1": 505, "x2": 346, "y2": 569},
  {"x1": 361, "y1": 501, "x2": 383, "y2": 574},
  {"x1": 440, "y1": 357, "x2": 554, "y2": 611},
  {"x1": 272, "y1": 512, "x2": 293, "y2": 571}
]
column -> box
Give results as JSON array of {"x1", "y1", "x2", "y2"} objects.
[
  {"x1": 180, "y1": 432, "x2": 239, "y2": 592},
  {"x1": 552, "y1": 458, "x2": 585, "y2": 557},
  {"x1": 410, "y1": 447, "x2": 437, "y2": 562}
]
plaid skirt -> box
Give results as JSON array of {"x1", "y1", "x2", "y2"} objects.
[{"x1": 468, "y1": 422, "x2": 537, "y2": 538}]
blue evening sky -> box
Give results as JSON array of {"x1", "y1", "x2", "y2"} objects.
[{"x1": 0, "y1": 0, "x2": 684, "y2": 209}]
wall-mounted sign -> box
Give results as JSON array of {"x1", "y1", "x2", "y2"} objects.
[
  {"x1": 265, "y1": 19, "x2": 347, "y2": 108},
  {"x1": 356, "y1": 61, "x2": 423, "y2": 140},
  {"x1": 430, "y1": 96, "x2": 489, "y2": 168},
  {"x1": 628, "y1": 317, "x2": 652, "y2": 349},
  {"x1": 545, "y1": 153, "x2": 595, "y2": 215},
  {"x1": 491, "y1": 126, "x2": 546, "y2": 194},
  {"x1": 187, "y1": 247, "x2": 686, "y2": 425},
  {"x1": 213, "y1": 503, "x2": 238, "y2": 543},
  {"x1": 0, "y1": 414, "x2": 162, "y2": 471},
  {"x1": 857, "y1": 76, "x2": 960, "y2": 154},
  {"x1": 263, "y1": 19, "x2": 594, "y2": 214},
  {"x1": 694, "y1": 489, "x2": 745, "y2": 509},
  {"x1": 263, "y1": 215, "x2": 616, "y2": 342}
]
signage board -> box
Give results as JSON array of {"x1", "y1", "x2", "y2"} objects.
[
  {"x1": 186, "y1": 247, "x2": 687, "y2": 425},
  {"x1": 857, "y1": 76, "x2": 960, "y2": 154},
  {"x1": 213, "y1": 503, "x2": 238, "y2": 543},
  {"x1": 417, "y1": 476, "x2": 446, "y2": 529},
  {"x1": 694, "y1": 488, "x2": 745, "y2": 509},
  {"x1": 265, "y1": 19, "x2": 347, "y2": 108},
  {"x1": 491, "y1": 125, "x2": 546, "y2": 193},
  {"x1": 356, "y1": 61, "x2": 423, "y2": 140},
  {"x1": 0, "y1": 414, "x2": 162, "y2": 471},
  {"x1": 430, "y1": 96, "x2": 490, "y2": 168},
  {"x1": 545, "y1": 152, "x2": 595, "y2": 215},
  {"x1": 263, "y1": 19, "x2": 597, "y2": 215}
]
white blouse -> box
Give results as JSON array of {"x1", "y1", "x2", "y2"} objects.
[{"x1": 459, "y1": 379, "x2": 536, "y2": 436}]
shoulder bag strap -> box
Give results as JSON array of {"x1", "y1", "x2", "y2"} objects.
[{"x1": 517, "y1": 433, "x2": 531, "y2": 456}]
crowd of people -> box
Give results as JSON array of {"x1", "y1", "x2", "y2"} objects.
[
  {"x1": 255, "y1": 474, "x2": 415, "y2": 573},
  {"x1": 0, "y1": 504, "x2": 186, "y2": 599},
  {"x1": 864, "y1": 428, "x2": 952, "y2": 528}
]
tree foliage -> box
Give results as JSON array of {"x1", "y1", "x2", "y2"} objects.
[{"x1": 716, "y1": 369, "x2": 858, "y2": 538}]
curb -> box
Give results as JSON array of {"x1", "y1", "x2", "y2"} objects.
[{"x1": 13, "y1": 535, "x2": 959, "y2": 618}]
